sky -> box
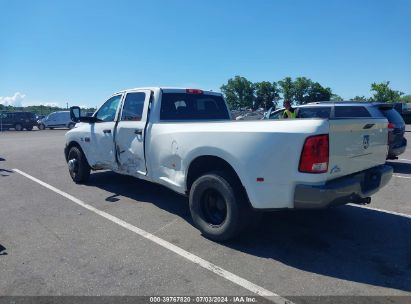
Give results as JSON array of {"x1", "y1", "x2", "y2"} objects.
[{"x1": 1, "y1": 0, "x2": 410, "y2": 108}]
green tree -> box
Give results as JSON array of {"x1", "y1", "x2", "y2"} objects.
[
  {"x1": 350, "y1": 96, "x2": 368, "y2": 101},
  {"x1": 254, "y1": 81, "x2": 280, "y2": 110},
  {"x1": 305, "y1": 82, "x2": 332, "y2": 104},
  {"x1": 330, "y1": 94, "x2": 344, "y2": 101},
  {"x1": 220, "y1": 76, "x2": 255, "y2": 110},
  {"x1": 400, "y1": 95, "x2": 411, "y2": 103},
  {"x1": 293, "y1": 77, "x2": 312, "y2": 104},
  {"x1": 370, "y1": 81, "x2": 403, "y2": 102},
  {"x1": 278, "y1": 77, "x2": 294, "y2": 103}
]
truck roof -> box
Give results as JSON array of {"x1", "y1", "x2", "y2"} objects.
[{"x1": 114, "y1": 87, "x2": 221, "y2": 96}]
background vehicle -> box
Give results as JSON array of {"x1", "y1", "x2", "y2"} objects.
[
  {"x1": 65, "y1": 88, "x2": 392, "y2": 241},
  {"x1": 0, "y1": 111, "x2": 37, "y2": 131},
  {"x1": 264, "y1": 102, "x2": 407, "y2": 159},
  {"x1": 38, "y1": 111, "x2": 75, "y2": 130}
]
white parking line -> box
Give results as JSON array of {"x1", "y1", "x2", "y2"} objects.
[
  {"x1": 393, "y1": 174, "x2": 411, "y2": 179},
  {"x1": 349, "y1": 204, "x2": 411, "y2": 219},
  {"x1": 13, "y1": 168, "x2": 290, "y2": 303}
]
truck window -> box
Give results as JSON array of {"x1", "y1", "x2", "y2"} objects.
[
  {"x1": 297, "y1": 107, "x2": 331, "y2": 118},
  {"x1": 160, "y1": 93, "x2": 230, "y2": 121},
  {"x1": 121, "y1": 92, "x2": 145, "y2": 121},
  {"x1": 96, "y1": 95, "x2": 122, "y2": 122},
  {"x1": 334, "y1": 106, "x2": 371, "y2": 118}
]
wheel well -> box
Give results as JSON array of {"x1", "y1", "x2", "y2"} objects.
[{"x1": 186, "y1": 156, "x2": 247, "y2": 197}]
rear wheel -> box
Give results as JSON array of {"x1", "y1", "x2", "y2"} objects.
[
  {"x1": 68, "y1": 122, "x2": 75, "y2": 129},
  {"x1": 67, "y1": 146, "x2": 90, "y2": 183},
  {"x1": 38, "y1": 124, "x2": 45, "y2": 130},
  {"x1": 189, "y1": 171, "x2": 249, "y2": 242},
  {"x1": 15, "y1": 124, "x2": 23, "y2": 131},
  {"x1": 26, "y1": 126, "x2": 33, "y2": 131}
]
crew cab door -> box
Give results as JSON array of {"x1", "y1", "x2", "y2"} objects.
[
  {"x1": 87, "y1": 94, "x2": 123, "y2": 168},
  {"x1": 115, "y1": 90, "x2": 151, "y2": 176}
]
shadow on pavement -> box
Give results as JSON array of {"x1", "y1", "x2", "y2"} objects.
[
  {"x1": 86, "y1": 171, "x2": 192, "y2": 222},
  {"x1": 0, "y1": 168, "x2": 13, "y2": 177},
  {"x1": 87, "y1": 171, "x2": 411, "y2": 293},
  {"x1": 386, "y1": 161, "x2": 411, "y2": 174},
  {"x1": 0, "y1": 244, "x2": 7, "y2": 256}
]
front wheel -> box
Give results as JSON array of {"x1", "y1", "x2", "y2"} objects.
[
  {"x1": 189, "y1": 171, "x2": 249, "y2": 242},
  {"x1": 67, "y1": 146, "x2": 90, "y2": 183},
  {"x1": 68, "y1": 122, "x2": 75, "y2": 129},
  {"x1": 15, "y1": 123, "x2": 23, "y2": 131},
  {"x1": 38, "y1": 124, "x2": 45, "y2": 130}
]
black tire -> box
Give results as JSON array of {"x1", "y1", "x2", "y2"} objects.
[
  {"x1": 67, "y1": 146, "x2": 90, "y2": 183},
  {"x1": 15, "y1": 123, "x2": 23, "y2": 131},
  {"x1": 189, "y1": 171, "x2": 250, "y2": 242},
  {"x1": 68, "y1": 123, "x2": 75, "y2": 129},
  {"x1": 38, "y1": 124, "x2": 45, "y2": 130},
  {"x1": 49, "y1": 127, "x2": 54, "y2": 130},
  {"x1": 26, "y1": 126, "x2": 33, "y2": 131}
]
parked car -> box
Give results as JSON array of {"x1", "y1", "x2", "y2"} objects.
[
  {"x1": 38, "y1": 111, "x2": 75, "y2": 130},
  {"x1": 65, "y1": 88, "x2": 392, "y2": 241},
  {"x1": 0, "y1": 111, "x2": 37, "y2": 131},
  {"x1": 235, "y1": 111, "x2": 264, "y2": 121},
  {"x1": 264, "y1": 102, "x2": 407, "y2": 159}
]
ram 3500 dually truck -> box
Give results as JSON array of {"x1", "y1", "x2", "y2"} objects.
[{"x1": 65, "y1": 87, "x2": 393, "y2": 241}]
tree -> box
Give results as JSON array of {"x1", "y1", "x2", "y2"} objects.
[
  {"x1": 278, "y1": 77, "x2": 294, "y2": 103},
  {"x1": 220, "y1": 76, "x2": 255, "y2": 110},
  {"x1": 254, "y1": 81, "x2": 280, "y2": 110},
  {"x1": 293, "y1": 77, "x2": 312, "y2": 104},
  {"x1": 400, "y1": 95, "x2": 411, "y2": 103},
  {"x1": 370, "y1": 81, "x2": 403, "y2": 102},
  {"x1": 350, "y1": 96, "x2": 368, "y2": 101},
  {"x1": 330, "y1": 94, "x2": 344, "y2": 101}
]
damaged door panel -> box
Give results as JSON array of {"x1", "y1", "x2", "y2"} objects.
[{"x1": 115, "y1": 90, "x2": 151, "y2": 176}]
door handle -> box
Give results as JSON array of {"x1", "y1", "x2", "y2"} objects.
[
  {"x1": 103, "y1": 129, "x2": 111, "y2": 134},
  {"x1": 134, "y1": 129, "x2": 143, "y2": 135}
]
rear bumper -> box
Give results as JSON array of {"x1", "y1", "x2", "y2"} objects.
[
  {"x1": 388, "y1": 138, "x2": 407, "y2": 158},
  {"x1": 294, "y1": 165, "x2": 393, "y2": 209}
]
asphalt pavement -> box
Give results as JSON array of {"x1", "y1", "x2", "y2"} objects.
[{"x1": 0, "y1": 128, "x2": 410, "y2": 303}]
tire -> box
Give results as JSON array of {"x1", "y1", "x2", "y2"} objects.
[
  {"x1": 68, "y1": 122, "x2": 75, "y2": 129},
  {"x1": 49, "y1": 127, "x2": 54, "y2": 130},
  {"x1": 67, "y1": 146, "x2": 90, "y2": 184},
  {"x1": 38, "y1": 124, "x2": 45, "y2": 130},
  {"x1": 26, "y1": 126, "x2": 33, "y2": 131},
  {"x1": 189, "y1": 171, "x2": 249, "y2": 242},
  {"x1": 15, "y1": 123, "x2": 23, "y2": 131}
]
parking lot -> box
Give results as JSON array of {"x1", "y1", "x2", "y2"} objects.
[{"x1": 1, "y1": 128, "x2": 411, "y2": 303}]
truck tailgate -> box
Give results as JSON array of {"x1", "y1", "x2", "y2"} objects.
[{"x1": 327, "y1": 118, "x2": 388, "y2": 180}]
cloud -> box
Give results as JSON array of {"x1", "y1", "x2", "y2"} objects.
[{"x1": 0, "y1": 92, "x2": 26, "y2": 107}]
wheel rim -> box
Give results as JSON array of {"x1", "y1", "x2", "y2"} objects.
[
  {"x1": 68, "y1": 155, "x2": 79, "y2": 178},
  {"x1": 39, "y1": 124, "x2": 45, "y2": 130},
  {"x1": 200, "y1": 189, "x2": 227, "y2": 226}
]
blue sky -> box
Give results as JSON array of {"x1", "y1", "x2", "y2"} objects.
[{"x1": 1, "y1": 0, "x2": 410, "y2": 108}]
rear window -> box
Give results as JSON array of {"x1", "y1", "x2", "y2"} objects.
[
  {"x1": 381, "y1": 109, "x2": 405, "y2": 125},
  {"x1": 160, "y1": 93, "x2": 230, "y2": 121},
  {"x1": 334, "y1": 106, "x2": 371, "y2": 118},
  {"x1": 297, "y1": 107, "x2": 331, "y2": 118}
]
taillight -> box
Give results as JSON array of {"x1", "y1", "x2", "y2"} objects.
[
  {"x1": 388, "y1": 122, "x2": 395, "y2": 131},
  {"x1": 186, "y1": 89, "x2": 203, "y2": 94},
  {"x1": 299, "y1": 134, "x2": 329, "y2": 173}
]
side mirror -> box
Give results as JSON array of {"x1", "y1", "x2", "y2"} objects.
[
  {"x1": 70, "y1": 106, "x2": 81, "y2": 123},
  {"x1": 70, "y1": 106, "x2": 97, "y2": 124}
]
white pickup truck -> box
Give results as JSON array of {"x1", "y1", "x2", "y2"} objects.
[{"x1": 65, "y1": 87, "x2": 393, "y2": 241}]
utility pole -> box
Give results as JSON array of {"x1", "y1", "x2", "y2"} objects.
[{"x1": 66, "y1": 102, "x2": 69, "y2": 109}]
